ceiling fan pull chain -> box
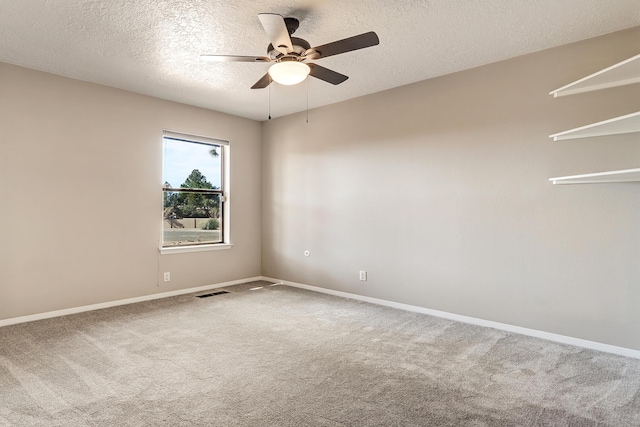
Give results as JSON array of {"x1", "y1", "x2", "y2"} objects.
[
  {"x1": 306, "y1": 78, "x2": 309, "y2": 124},
  {"x1": 268, "y1": 82, "x2": 272, "y2": 120}
]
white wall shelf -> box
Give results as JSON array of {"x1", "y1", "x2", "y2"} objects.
[
  {"x1": 549, "y1": 53, "x2": 640, "y2": 185},
  {"x1": 550, "y1": 54, "x2": 640, "y2": 97},
  {"x1": 549, "y1": 111, "x2": 640, "y2": 141},
  {"x1": 549, "y1": 168, "x2": 640, "y2": 185}
]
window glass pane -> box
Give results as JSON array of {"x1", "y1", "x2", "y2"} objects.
[
  {"x1": 163, "y1": 193, "x2": 222, "y2": 246},
  {"x1": 162, "y1": 133, "x2": 225, "y2": 248},
  {"x1": 163, "y1": 137, "x2": 221, "y2": 190}
]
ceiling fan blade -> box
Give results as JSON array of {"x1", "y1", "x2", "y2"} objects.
[
  {"x1": 200, "y1": 55, "x2": 270, "y2": 63},
  {"x1": 309, "y1": 31, "x2": 379, "y2": 59},
  {"x1": 258, "y1": 13, "x2": 293, "y2": 55},
  {"x1": 308, "y1": 63, "x2": 348, "y2": 85},
  {"x1": 251, "y1": 73, "x2": 272, "y2": 89}
]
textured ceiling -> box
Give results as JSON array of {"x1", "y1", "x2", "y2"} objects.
[{"x1": 1, "y1": 0, "x2": 639, "y2": 121}]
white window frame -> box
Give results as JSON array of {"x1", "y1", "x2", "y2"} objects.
[{"x1": 160, "y1": 130, "x2": 232, "y2": 255}]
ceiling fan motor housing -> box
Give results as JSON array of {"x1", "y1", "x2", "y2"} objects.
[{"x1": 268, "y1": 37, "x2": 310, "y2": 59}]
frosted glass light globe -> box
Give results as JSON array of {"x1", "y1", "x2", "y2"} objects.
[{"x1": 268, "y1": 61, "x2": 310, "y2": 85}]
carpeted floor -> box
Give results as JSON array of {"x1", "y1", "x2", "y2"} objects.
[{"x1": 0, "y1": 280, "x2": 639, "y2": 426}]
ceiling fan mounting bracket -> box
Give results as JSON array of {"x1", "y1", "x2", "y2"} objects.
[{"x1": 283, "y1": 17, "x2": 300, "y2": 35}]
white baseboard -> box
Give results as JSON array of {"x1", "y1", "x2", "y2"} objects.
[
  {"x1": 262, "y1": 276, "x2": 640, "y2": 360},
  {"x1": 0, "y1": 276, "x2": 263, "y2": 328}
]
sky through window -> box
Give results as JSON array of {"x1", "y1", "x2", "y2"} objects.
[{"x1": 163, "y1": 138, "x2": 221, "y2": 188}]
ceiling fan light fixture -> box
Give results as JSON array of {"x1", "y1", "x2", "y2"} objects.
[{"x1": 268, "y1": 61, "x2": 310, "y2": 85}]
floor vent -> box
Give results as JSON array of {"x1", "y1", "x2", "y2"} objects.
[{"x1": 196, "y1": 291, "x2": 229, "y2": 298}]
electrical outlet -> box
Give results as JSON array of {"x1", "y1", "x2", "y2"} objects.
[
  {"x1": 359, "y1": 270, "x2": 367, "y2": 281},
  {"x1": 163, "y1": 272, "x2": 171, "y2": 282}
]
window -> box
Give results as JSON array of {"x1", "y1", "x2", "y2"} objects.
[{"x1": 162, "y1": 131, "x2": 228, "y2": 249}]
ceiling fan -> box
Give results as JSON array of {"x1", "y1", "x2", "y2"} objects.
[{"x1": 200, "y1": 13, "x2": 379, "y2": 89}]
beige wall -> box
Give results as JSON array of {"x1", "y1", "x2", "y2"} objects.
[
  {"x1": 0, "y1": 63, "x2": 262, "y2": 319},
  {"x1": 262, "y1": 28, "x2": 640, "y2": 349}
]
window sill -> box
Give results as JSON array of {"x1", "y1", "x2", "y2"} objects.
[{"x1": 160, "y1": 243, "x2": 233, "y2": 255}]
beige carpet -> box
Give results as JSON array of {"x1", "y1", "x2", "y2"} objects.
[{"x1": 1, "y1": 280, "x2": 639, "y2": 426}]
